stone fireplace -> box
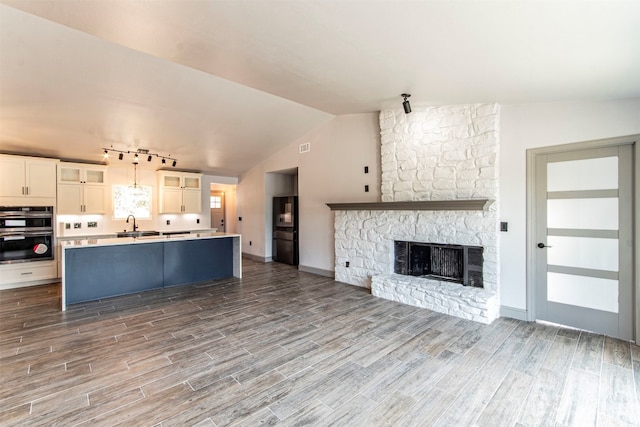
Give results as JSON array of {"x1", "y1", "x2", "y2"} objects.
[{"x1": 331, "y1": 103, "x2": 500, "y2": 324}]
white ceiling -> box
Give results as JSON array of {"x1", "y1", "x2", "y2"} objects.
[{"x1": 1, "y1": 1, "x2": 639, "y2": 176}]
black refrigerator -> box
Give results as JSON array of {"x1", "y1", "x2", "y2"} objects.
[{"x1": 272, "y1": 196, "x2": 298, "y2": 266}]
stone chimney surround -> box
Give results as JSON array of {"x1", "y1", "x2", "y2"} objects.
[{"x1": 331, "y1": 103, "x2": 500, "y2": 324}]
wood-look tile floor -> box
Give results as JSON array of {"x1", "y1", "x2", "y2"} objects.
[{"x1": 1, "y1": 259, "x2": 638, "y2": 426}]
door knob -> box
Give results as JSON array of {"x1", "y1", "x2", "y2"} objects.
[{"x1": 537, "y1": 243, "x2": 552, "y2": 248}]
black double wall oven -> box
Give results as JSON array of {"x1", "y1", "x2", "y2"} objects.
[{"x1": 0, "y1": 206, "x2": 54, "y2": 264}]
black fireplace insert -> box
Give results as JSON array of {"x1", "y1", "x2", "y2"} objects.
[{"x1": 394, "y1": 240, "x2": 483, "y2": 287}]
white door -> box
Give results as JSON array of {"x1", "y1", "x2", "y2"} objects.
[
  {"x1": 210, "y1": 192, "x2": 225, "y2": 232},
  {"x1": 535, "y1": 144, "x2": 632, "y2": 339}
]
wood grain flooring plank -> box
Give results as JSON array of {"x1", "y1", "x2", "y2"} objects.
[
  {"x1": 542, "y1": 335, "x2": 579, "y2": 374},
  {"x1": 314, "y1": 393, "x2": 378, "y2": 427},
  {"x1": 362, "y1": 390, "x2": 416, "y2": 426},
  {"x1": 278, "y1": 398, "x2": 332, "y2": 426},
  {"x1": 631, "y1": 343, "x2": 640, "y2": 361},
  {"x1": 572, "y1": 331, "x2": 604, "y2": 375},
  {"x1": 555, "y1": 368, "x2": 599, "y2": 426},
  {"x1": 603, "y1": 336, "x2": 632, "y2": 369},
  {"x1": 433, "y1": 346, "x2": 492, "y2": 395},
  {"x1": 514, "y1": 333, "x2": 553, "y2": 376},
  {"x1": 517, "y1": 367, "x2": 565, "y2": 427},
  {"x1": 395, "y1": 386, "x2": 456, "y2": 427},
  {"x1": 0, "y1": 402, "x2": 31, "y2": 427},
  {"x1": 476, "y1": 369, "x2": 534, "y2": 427},
  {"x1": 598, "y1": 362, "x2": 639, "y2": 425}
]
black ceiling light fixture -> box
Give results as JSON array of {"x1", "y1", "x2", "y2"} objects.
[
  {"x1": 402, "y1": 93, "x2": 412, "y2": 114},
  {"x1": 102, "y1": 147, "x2": 177, "y2": 167}
]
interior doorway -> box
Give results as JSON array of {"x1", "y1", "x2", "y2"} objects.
[
  {"x1": 210, "y1": 191, "x2": 225, "y2": 232},
  {"x1": 527, "y1": 137, "x2": 637, "y2": 341}
]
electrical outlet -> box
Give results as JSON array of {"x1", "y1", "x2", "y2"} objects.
[
  {"x1": 500, "y1": 222, "x2": 508, "y2": 232},
  {"x1": 73, "y1": 223, "x2": 81, "y2": 229},
  {"x1": 196, "y1": 218, "x2": 200, "y2": 224},
  {"x1": 364, "y1": 166, "x2": 369, "y2": 174},
  {"x1": 65, "y1": 223, "x2": 71, "y2": 229},
  {"x1": 249, "y1": 241, "x2": 252, "y2": 246},
  {"x1": 87, "y1": 221, "x2": 97, "y2": 228},
  {"x1": 166, "y1": 220, "x2": 170, "y2": 225},
  {"x1": 364, "y1": 185, "x2": 369, "y2": 192},
  {"x1": 346, "y1": 261, "x2": 350, "y2": 267}
]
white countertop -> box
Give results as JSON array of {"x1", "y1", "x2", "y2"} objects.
[{"x1": 61, "y1": 231, "x2": 240, "y2": 249}]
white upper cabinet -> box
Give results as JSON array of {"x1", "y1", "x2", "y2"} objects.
[
  {"x1": 57, "y1": 163, "x2": 107, "y2": 214},
  {"x1": 0, "y1": 155, "x2": 58, "y2": 205},
  {"x1": 157, "y1": 171, "x2": 202, "y2": 213}
]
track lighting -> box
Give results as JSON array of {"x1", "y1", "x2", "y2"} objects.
[
  {"x1": 402, "y1": 93, "x2": 412, "y2": 114},
  {"x1": 102, "y1": 147, "x2": 178, "y2": 167}
]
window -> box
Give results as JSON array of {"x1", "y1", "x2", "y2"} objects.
[
  {"x1": 113, "y1": 185, "x2": 152, "y2": 219},
  {"x1": 210, "y1": 196, "x2": 221, "y2": 209}
]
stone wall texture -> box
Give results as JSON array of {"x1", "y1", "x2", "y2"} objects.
[{"x1": 334, "y1": 103, "x2": 501, "y2": 323}]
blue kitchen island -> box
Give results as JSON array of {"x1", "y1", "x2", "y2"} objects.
[{"x1": 61, "y1": 232, "x2": 241, "y2": 310}]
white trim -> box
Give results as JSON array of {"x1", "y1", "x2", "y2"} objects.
[
  {"x1": 500, "y1": 305, "x2": 528, "y2": 321},
  {"x1": 299, "y1": 264, "x2": 334, "y2": 278}
]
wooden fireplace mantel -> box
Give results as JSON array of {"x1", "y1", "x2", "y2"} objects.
[{"x1": 326, "y1": 199, "x2": 492, "y2": 211}]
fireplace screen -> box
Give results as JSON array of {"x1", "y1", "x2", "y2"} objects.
[{"x1": 394, "y1": 241, "x2": 483, "y2": 287}]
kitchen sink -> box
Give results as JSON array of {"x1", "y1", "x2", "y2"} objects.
[{"x1": 116, "y1": 231, "x2": 160, "y2": 238}]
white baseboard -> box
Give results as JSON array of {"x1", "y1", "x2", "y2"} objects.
[
  {"x1": 298, "y1": 265, "x2": 334, "y2": 278},
  {"x1": 500, "y1": 305, "x2": 528, "y2": 321}
]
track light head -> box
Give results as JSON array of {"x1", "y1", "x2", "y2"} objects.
[
  {"x1": 172, "y1": 160, "x2": 177, "y2": 167},
  {"x1": 147, "y1": 155, "x2": 153, "y2": 162},
  {"x1": 133, "y1": 153, "x2": 139, "y2": 164},
  {"x1": 161, "y1": 158, "x2": 166, "y2": 165},
  {"x1": 103, "y1": 150, "x2": 109, "y2": 159},
  {"x1": 118, "y1": 152, "x2": 124, "y2": 160},
  {"x1": 401, "y1": 93, "x2": 411, "y2": 114}
]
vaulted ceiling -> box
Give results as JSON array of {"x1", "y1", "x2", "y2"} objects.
[{"x1": 1, "y1": 1, "x2": 639, "y2": 176}]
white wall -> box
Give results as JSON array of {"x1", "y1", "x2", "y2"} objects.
[
  {"x1": 237, "y1": 113, "x2": 380, "y2": 271},
  {"x1": 499, "y1": 98, "x2": 640, "y2": 311}
]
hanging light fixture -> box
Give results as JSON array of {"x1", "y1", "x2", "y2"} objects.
[
  {"x1": 102, "y1": 147, "x2": 177, "y2": 167},
  {"x1": 401, "y1": 93, "x2": 412, "y2": 114}
]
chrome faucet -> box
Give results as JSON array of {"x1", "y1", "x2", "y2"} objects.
[{"x1": 125, "y1": 215, "x2": 138, "y2": 232}]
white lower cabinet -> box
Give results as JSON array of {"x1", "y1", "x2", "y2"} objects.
[{"x1": 0, "y1": 261, "x2": 58, "y2": 288}]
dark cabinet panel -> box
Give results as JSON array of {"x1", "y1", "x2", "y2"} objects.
[
  {"x1": 65, "y1": 243, "x2": 164, "y2": 304},
  {"x1": 164, "y1": 238, "x2": 233, "y2": 286}
]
